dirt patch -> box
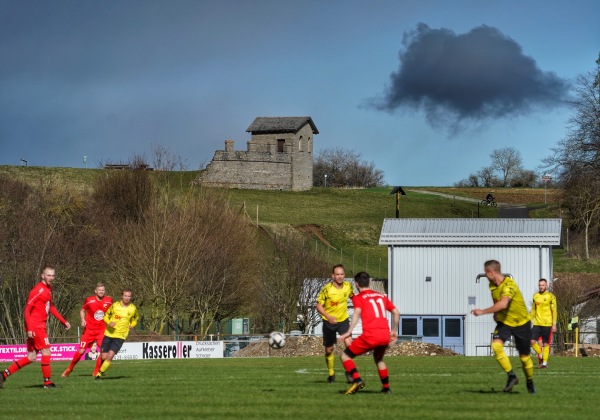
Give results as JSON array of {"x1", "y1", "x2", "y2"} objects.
[
  {"x1": 556, "y1": 344, "x2": 600, "y2": 357},
  {"x1": 413, "y1": 187, "x2": 559, "y2": 205},
  {"x1": 297, "y1": 224, "x2": 335, "y2": 249},
  {"x1": 233, "y1": 336, "x2": 459, "y2": 357}
]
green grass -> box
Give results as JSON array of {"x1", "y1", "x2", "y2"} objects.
[{"x1": 1, "y1": 356, "x2": 597, "y2": 419}]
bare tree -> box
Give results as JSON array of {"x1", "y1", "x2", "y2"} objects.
[
  {"x1": 313, "y1": 147, "x2": 385, "y2": 188},
  {"x1": 151, "y1": 144, "x2": 188, "y2": 171},
  {"x1": 490, "y1": 147, "x2": 523, "y2": 187}
]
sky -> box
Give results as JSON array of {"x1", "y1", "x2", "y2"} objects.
[{"x1": 1, "y1": 0, "x2": 598, "y2": 186}]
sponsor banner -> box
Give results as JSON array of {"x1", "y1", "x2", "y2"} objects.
[{"x1": 0, "y1": 341, "x2": 224, "y2": 362}]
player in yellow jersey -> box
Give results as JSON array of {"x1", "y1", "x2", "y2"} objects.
[
  {"x1": 316, "y1": 264, "x2": 354, "y2": 383},
  {"x1": 471, "y1": 260, "x2": 536, "y2": 394},
  {"x1": 95, "y1": 289, "x2": 139, "y2": 380},
  {"x1": 530, "y1": 278, "x2": 557, "y2": 369}
]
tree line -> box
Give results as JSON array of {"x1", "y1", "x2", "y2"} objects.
[{"x1": 0, "y1": 167, "x2": 331, "y2": 342}]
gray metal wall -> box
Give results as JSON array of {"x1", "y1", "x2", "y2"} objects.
[{"x1": 388, "y1": 245, "x2": 554, "y2": 356}]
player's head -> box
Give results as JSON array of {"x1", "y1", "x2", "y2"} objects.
[
  {"x1": 538, "y1": 278, "x2": 548, "y2": 293},
  {"x1": 483, "y1": 260, "x2": 501, "y2": 281},
  {"x1": 40, "y1": 265, "x2": 56, "y2": 286},
  {"x1": 95, "y1": 283, "x2": 106, "y2": 298},
  {"x1": 122, "y1": 288, "x2": 133, "y2": 304},
  {"x1": 331, "y1": 264, "x2": 345, "y2": 284},
  {"x1": 354, "y1": 271, "x2": 371, "y2": 289}
]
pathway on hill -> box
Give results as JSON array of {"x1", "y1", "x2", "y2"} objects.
[{"x1": 409, "y1": 189, "x2": 529, "y2": 218}]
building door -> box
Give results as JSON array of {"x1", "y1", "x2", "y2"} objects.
[{"x1": 277, "y1": 139, "x2": 285, "y2": 152}]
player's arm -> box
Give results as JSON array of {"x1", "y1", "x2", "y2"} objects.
[
  {"x1": 338, "y1": 307, "x2": 361, "y2": 342},
  {"x1": 551, "y1": 294, "x2": 558, "y2": 332},
  {"x1": 389, "y1": 307, "x2": 400, "y2": 343},
  {"x1": 80, "y1": 302, "x2": 88, "y2": 327},
  {"x1": 529, "y1": 297, "x2": 536, "y2": 321},
  {"x1": 49, "y1": 303, "x2": 71, "y2": 330},
  {"x1": 316, "y1": 302, "x2": 336, "y2": 324},
  {"x1": 129, "y1": 307, "x2": 140, "y2": 329},
  {"x1": 471, "y1": 296, "x2": 511, "y2": 316},
  {"x1": 104, "y1": 304, "x2": 115, "y2": 327}
]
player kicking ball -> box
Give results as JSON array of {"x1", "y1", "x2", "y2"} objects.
[{"x1": 337, "y1": 272, "x2": 400, "y2": 395}]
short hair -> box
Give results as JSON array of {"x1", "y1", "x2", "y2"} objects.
[
  {"x1": 484, "y1": 260, "x2": 501, "y2": 273},
  {"x1": 539, "y1": 278, "x2": 548, "y2": 284},
  {"x1": 354, "y1": 272, "x2": 371, "y2": 288},
  {"x1": 122, "y1": 288, "x2": 133, "y2": 295},
  {"x1": 96, "y1": 283, "x2": 105, "y2": 289},
  {"x1": 42, "y1": 265, "x2": 56, "y2": 272},
  {"x1": 331, "y1": 264, "x2": 345, "y2": 273}
]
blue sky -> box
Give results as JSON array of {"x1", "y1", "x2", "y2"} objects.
[{"x1": 1, "y1": 0, "x2": 598, "y2": 186}]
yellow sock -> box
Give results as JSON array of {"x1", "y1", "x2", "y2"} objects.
[
  {"x1": 520, "y1": 355, "x2": 533, "y2": 380},
  {"x1": 325, "y1": 353, "x2": 334, "y2": 376},
  {"x1": 100, "y1": 360, "x2": 112, "y2": 374},
  {"x1": 531, "y1": 342, "x2": 542, "y2": 355},
  {"x1": 491, "y1": 341, "x2": 512, "y2": 373},
  {"x1": 543, "y1": 346, "x2": 550, "y2": 363}
]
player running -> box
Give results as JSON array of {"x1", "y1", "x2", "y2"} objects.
[
  {"x1": 316, "y1": 264, "x2": 354, "y2": 383},
  {"x1": 338, "y1": 271, "x2": 400, "y2": 395},
  {"x1": 471, "y1": 260, "x2": 536, "y2": 394},
  {"x1": 62, "y1": 283, "x2": 112, "y2": 377},
  {"x1": 530, "y1": 278, "x2": 557, "y2": 368},
  {"x1": 95, "y1": 289, "x2": 139, "y2": 380},
  {"x1": 0, "y1": 266, "x2": 71, "y2": 389}
]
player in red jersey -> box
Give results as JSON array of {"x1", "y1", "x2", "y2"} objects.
[
  {"x1": 338, "y1": 271, "x2": 400, "y2": 395},
  {"x1": 62, "y1": 283, "x2": 112, "y2": 377},
  {"x1": 0, "y1": 266, "x2": 71, "y2": 389}
]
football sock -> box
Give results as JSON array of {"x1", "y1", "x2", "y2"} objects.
[
  {"x1": 378, "y1": 368, "x2": 389, "y2": 389},
  {"x1": 5, "y1": 356, "x2": 32, "y2": 377},
  {"x1": 67, "y1": 351, "x2": 82, "y2": 371},
  {"x1": 342, "y1": 359, "x2": 360, "y2": 381},
  {"x1": 491, "y1": 341, "x2": 512, "y2": 373},
  {"x1": 325, "y1": 353, "x2": 335, "y2": 376},
  {"x1": 531, "y1": 342, "x2": 542, "y2": 355},
  {"x1": 542, "y1": 345, "x2": 550, "y2": 363},
  {"x1": 93, "y1": 355, "x2": 103, "y2": 374},
  {"x1": 41, "y1": 354, "x2": 52, "y2": 384},
  {"x1": 520, "y1": 355, "x2": 534, "y2": 380},
  {"x1": 100, "y1": 360, "x2": 112, "y2": 374}
]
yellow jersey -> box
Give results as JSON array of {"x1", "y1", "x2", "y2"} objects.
[
  {"x1": 489, "y1": 277, "x2": 529, "y2": 327},
  {"x1": 103, "y1": 301, "x2": 139, "y2": 340},
  {"x1": 530, "y1": 291, "x2": 557, "y2": 327},
  {"x1": 317, "y1": 281, "x2": 353, "y2": 323}
]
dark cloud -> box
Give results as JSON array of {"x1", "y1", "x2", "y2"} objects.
[{"x1": 370, "y1": 23, "x2": 570, "y2": 130}]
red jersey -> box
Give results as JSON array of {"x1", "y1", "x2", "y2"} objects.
[
  {"x1": 24, "y1": 281, "x2": 67, "y2": 331},
  {"x1": 82, "y1": 295, "x2": 113, "y2": 332},
  {"x1": 352, "y1": 290, "x2": 396, "y2": 334}
]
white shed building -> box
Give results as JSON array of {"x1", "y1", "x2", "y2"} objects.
[{"x1": 379, "y1": 218, "x2": 562, "y2": 356}]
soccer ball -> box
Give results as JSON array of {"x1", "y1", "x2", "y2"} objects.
[{"x1": 268, "y1": 331, "x2": 286, "y2": 349}]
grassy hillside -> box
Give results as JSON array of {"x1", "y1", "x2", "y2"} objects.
[{"x1": 0, "y1": 165, "x2": 592, "y2": 276}]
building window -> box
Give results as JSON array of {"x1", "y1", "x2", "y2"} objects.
[
  {"x1": 445, "y1": 319, "x2": 461, "y2": 338},
  {"x1": 277, "y1": 139, "x2": 285, "y2": 152},
  {"x1": 423, "y1": 319, "x2": 439, "y2": 337},
  {"x1": 402, "y1": 318, "x2": 417, "y2": 335}
]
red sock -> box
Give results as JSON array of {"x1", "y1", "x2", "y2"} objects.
[
  {"x1": 67, "y1": 351, "x2": 82, "y2": 371},
  {"x1": 378, "y1": 368, "x2": 390, "y2": 389},
  {"x1": 4, "y1": 356, "x2": 32, "y2": 378},
  {"x1": 41, "y1": 354, "x2": 52, "y2": 384},
  {"x1": 342, "y1": 359, "x2": 360, "y2": 380},
  {"x1": 93, "y1": 355, "x2": 103, "y2": 375}
]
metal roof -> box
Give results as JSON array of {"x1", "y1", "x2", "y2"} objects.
[
  {"x1": 379, "y1": 218, "x2": 562, "y2": 246},
  {"x1": 246, "y1": 116, "x2": 319, "y2": 134}
]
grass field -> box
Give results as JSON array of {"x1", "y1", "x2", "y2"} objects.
[{"x1": 1, "y1": 356, "x2": 597, "y2": 419}]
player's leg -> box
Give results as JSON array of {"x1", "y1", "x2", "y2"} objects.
[
  {"x1": 63, "y1": 337, "x2": 91, "y2": 377},
  {"x1": 541, "y1": 327, "x2": 552, "y2": 368},
  {"x1": 1, "y1": 341, "x2": 37, "y2": 385},
  {"x1": 530, "y1": 325, "x2": 543, "y2": 365},
  {"x1": 341, "y1": 336, "x2": 367, "y2": 394},
  {"x1": 96, "y1": 338, "x2": 124, "y2": 379},
  {"x1": 92, "y1": 335, "x2": 105, "y2": 376},
  {"x1": 322, "y1": 322, "x2": 337, "y2": 382},
  {"x1": 39, "y1": 346, "x2": 56, "y2": 388},
  {"x1": 514, "y1": 322, "x2": 536, "y2": 394},
  {"x1": 334, "y1": 319, "x2": 353, "y2": 383},
  {"x1": 491, "y1": 323, "x2": 518, "y2": 392},
  {"x1": 373, "y1": 345, "x2": 391, "y2": 394}
]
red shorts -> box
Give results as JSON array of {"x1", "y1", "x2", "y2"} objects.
[
  {"x1": 347, "y1": 332, "x2": 390, "y2": 358},
  {"x1": 27, "y1": 329, "x2": 50, "y2": 352},
  {"x1": 79, "y1": 329, "x2": 105, "y2": 350}
]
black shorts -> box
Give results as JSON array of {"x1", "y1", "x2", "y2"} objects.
[
  {"x1": 101, "y1": 336, "x2": 125, "y2": 354},
  {"x1": 492, "y1": 321, "x2": 531, "y2": 355},
  {"x1": 322, "y1": 318, "x2": 350, "y2": 347},
  {"x1": 531, "y1": 325, "x2": 552, "y2": 343}
]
